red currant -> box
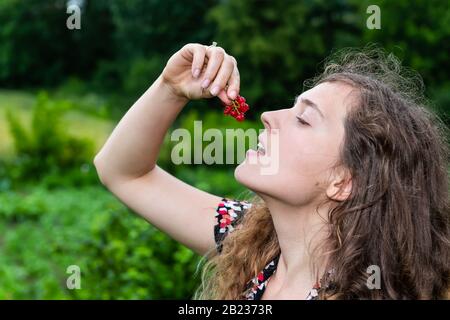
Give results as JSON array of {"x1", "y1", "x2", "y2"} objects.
[
  {"x1": 223, "y1": 106, "x2": 232, "y2": 115},
  {"x1": 239, "y1": 103, "x2": 249, "y2": 113},
  {"x1": 222, "y1": 94, "x2": 249, "y2": 122}
]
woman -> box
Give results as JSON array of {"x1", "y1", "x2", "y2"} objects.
[{"x1": 94, "y1": 43, "x2": 449, "y2": 299}]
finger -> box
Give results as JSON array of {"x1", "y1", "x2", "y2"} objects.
[
  {"x1": 201, "y1": 47, "x2": 225, "y2": 90},
  {"x1": 226, "y1": 60, "x2": 240, "y2": 100},
  {"x1": 190, "y1": 44, "x2": 206, "y2": 79},
  {"x1": 209, "y1": 57, "x2": 234, "y2": 98},
  {"x1": 218, "y1": 89, "x2": 232, "y2": 105}
]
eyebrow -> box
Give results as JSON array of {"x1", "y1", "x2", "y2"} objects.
[{"x1": 294, "y1": 95, "x2": 325, "y2": 119}]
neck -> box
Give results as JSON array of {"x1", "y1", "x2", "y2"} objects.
[{"x1": 262, "y1": 196, "x2": 330, "y2": 287}]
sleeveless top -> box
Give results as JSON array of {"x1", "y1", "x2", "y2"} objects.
[{"x1": 214, "y1": 198, "x2": 331, "y2": 300}]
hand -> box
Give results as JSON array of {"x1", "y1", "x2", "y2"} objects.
[{"x1": 161, "y1": 43, "x2": 240, "y2": 105}]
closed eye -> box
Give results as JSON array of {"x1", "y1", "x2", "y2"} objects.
[{"x1": 296, "y1": 116, "x2": 310, "y2": 126}]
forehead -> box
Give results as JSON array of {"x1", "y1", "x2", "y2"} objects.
[{"x1": 298, "y1": 81, "x2": 356, "y2": 119}]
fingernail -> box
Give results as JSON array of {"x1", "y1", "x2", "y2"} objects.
[
  {"x1": 201, "y1": 78, "x2": 210, "y2": 88},
  {"x1": 193, "y1": 68, "x2": 200, "y2": 78},
  {"x1": 210, "y1": 86, "x2": 220, "y2": 96},
  {"x1": 229, "y1": 90, "x2": 237, "y2": 99}
]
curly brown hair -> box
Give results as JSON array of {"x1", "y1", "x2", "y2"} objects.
[{"x1": 194, "y1": 46, "x2": 450, "y2": 300}]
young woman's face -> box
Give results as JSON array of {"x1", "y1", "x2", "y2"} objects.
[{"x1": 235, "y1": 81, "x2": 355, "y2": 206}]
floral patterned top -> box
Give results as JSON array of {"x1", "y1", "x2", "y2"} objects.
[{"x1": 214, "y1": 198, "x2": 329, "y2": 300}]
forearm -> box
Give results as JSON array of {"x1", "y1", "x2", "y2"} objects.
[{"x1": 94, "y1": 74, "x2": 188, "y2": 184}]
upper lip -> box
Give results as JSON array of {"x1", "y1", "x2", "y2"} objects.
[{"x1": 258, "y1": 134, "x2": 266, "y2": 152}]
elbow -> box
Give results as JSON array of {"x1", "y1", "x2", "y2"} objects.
[
  {"x1": 93, "y1": 154, "x2": 108, "y2": 186},
  {"x1": 93, "y1": 154, "x2": 133, "y2": 188},
  {"x1": 93, "y1": 153, "x2": 154, "y2": 188}
]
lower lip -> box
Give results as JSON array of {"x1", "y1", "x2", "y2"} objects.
[{"x1": 246, "y1": 149, "x2": 265, "y2": 157}]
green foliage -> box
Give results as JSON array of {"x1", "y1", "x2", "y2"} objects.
[
  {"x1": 123, "y1": 56, "x2": 165, "y2": 97},
  {"x1": 77, "y1": 207, "x2": 201, "y2": 299},
  {"x1": 54, "y1": 78, "x2": 112, "y2": 119},
  {"x1": 0, "y1": 185, "x2": 112, "y2": 299},
  {"x1": 0, "y1": 184, "x2": 203, "y2": 299},
  {"x1": 1, "y1": 0, "x2": 448, "y2": 119},
  {"x1": 109, "y1": 0, "x2": 217, "y2": 58},
  {"x1": 358, "y1": 0, "x2": 450, "y2": 123},
  {"x1": 361, "y1": 0, "x2": 450, "y2": 89},
  {"x1": 0, "y1": 0, "x2": 115, "y2": 87},
  {"x1": 5, "y1": 92, "x2": 94, "y2": 184}
]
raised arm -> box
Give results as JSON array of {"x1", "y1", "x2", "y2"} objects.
[{"x1": 93, "y1": 43, "x2": 240, "y2": 256}]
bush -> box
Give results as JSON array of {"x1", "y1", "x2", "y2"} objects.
[
  {"x1": 54, "y1": 78, "x2": 112, "y2": 119},
  {"x1": 4, "y1": 91, "x2": 94, "y2": 184},
  {"x1": 123, "y1": 56, "x2": 165, "y2": 98},
  {"x1": 0, "y1": 184, "x2": 204, "y2": 299},
  {"x1": 76, "y1": 207, "x2": 202, "y2": 299}
]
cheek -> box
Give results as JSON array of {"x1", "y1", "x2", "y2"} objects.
[{"x1": 280, "y1": 136, "x2": 338, "y2": 187}]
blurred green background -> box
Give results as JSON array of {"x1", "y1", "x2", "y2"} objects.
[{"x1": 0, "y1": 0, "x2": 449, "y2": 299}]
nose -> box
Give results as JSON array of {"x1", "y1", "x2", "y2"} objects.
[
  {"x1": 260, "y1": 111, "x2": 272, "y2": 131},
  {"x1": 261, "y1": 109, "x2": 284, "y2": 131}
]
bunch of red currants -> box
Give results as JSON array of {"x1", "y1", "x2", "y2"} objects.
[{"x1": 222, "y1": 95, "x2": 249, "y2": 122}]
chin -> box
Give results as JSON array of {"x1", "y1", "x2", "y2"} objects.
[{"x1": 234, "y1": 158, "x2": 265, "y2": 193}]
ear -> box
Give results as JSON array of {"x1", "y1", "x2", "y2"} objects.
[{"x1": 326, "y1": 169, "x2": 352, "y2": 202}]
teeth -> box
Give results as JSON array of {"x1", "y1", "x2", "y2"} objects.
[{"x1": 257, "y1": 142, "x2": 266, "y2": 154}]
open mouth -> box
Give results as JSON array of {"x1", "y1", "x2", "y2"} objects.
[{"x1": 257, "y1": 141, "x2": 266, "y2": 155}]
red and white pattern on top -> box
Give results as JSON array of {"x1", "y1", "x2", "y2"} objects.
[
  {"x1": 214, "y1": 198, "x2": 251, "y2": 250},
  {"x1": 244, "y1": 256, "x2": 279, "y2": 300},
  {"x1": 245, "y1": 256, "x2": 329, "y2": 300}
]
